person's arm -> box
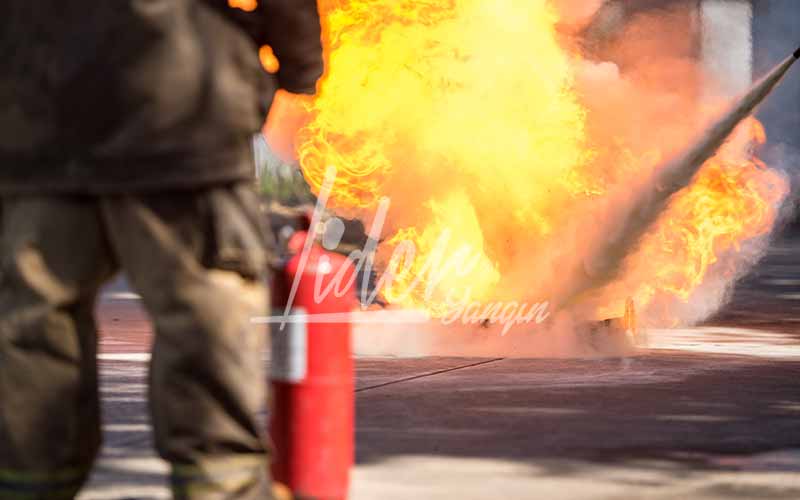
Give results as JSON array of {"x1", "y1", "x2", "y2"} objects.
[
  {"x1": 205, "y1": 0, "x2": 324, "y2": 94},
  {"x1": 261, "y1": 0, "x2": 323, "y2": 94}
]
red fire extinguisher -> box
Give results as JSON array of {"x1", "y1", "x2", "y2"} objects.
[{"x1": 270, "y1": 229, "x2": 356, "y2": 500}]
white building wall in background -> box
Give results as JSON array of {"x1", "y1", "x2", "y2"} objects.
[{"x1": 701, "y1": 0, "x2": 754, "y2": 98}]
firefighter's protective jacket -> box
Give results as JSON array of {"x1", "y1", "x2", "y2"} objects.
[{"x1": 0, "y1": 0, "x2": 323, "y2": 193}]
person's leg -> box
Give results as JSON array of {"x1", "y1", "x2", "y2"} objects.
[
  {"x1": 100, "y1": 184, "x2": 271, "y2": 500},
  {"x1": 0, "y1": 195, "x2": 116, "y2": 499}
]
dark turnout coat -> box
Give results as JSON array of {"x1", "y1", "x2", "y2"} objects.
[{"x1": 0, "y1": 0, "x2": 323, "y2": 193}]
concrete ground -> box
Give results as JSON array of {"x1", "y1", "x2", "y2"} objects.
[{"x1": 78, "y1": 235, "x2": 800, "y2": 500}]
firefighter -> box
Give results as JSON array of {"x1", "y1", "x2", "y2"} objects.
[{"x1": 0, "y1": 1, "x2": 322, "y2": 498}]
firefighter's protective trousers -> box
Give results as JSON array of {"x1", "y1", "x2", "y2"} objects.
[{"x1": 0, "y1": 184, "x2": 272, "y2": 499}]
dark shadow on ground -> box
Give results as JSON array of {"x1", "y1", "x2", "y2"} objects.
[
  {"x1": 355, "y1": 352, "x2": 800, "y2": 478},
  {"x1": 707, "y1": 233, "x2": 800, "y2": 334}
]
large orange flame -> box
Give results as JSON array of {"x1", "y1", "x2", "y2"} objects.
[{"x1": 298, "y1": 0, "x2": 788, "y2": 325}]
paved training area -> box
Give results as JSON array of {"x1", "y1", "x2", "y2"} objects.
[{"x1": 80, "y1": 236, "x2": 800, "y2": 499}]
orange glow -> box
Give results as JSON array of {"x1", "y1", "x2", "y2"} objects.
[
  {"x1": 264, "y1": 90, "x2": 313, "y2": 162},
  {"x1": 259, "y1": 45, "x2": 281, "y2": 74},
  {"x1": 298, "y1": 0, "x2": 788, "y2": 324},
  {"x1": 228, "y1": 0, "x2": 257, "y2": 12}
]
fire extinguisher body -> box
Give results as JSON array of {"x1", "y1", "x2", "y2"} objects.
[{"x1": 270, "y1": 234, "x2": 356, "y2": 500}]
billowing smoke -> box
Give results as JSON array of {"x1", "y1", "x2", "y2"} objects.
[
  {"x1": 559, "y1": 3, "x2": 794, "y2": 329},
  {"x1": 563, "y1": 50, "x2": 796, "y2": 323},
  {"x1": 752, "y1": 0, "x2": 800, "y2": 224}
]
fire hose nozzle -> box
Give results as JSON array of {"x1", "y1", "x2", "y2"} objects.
[{"x1": 556, "y1": 44, "x2": 800, "y2": 309}]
